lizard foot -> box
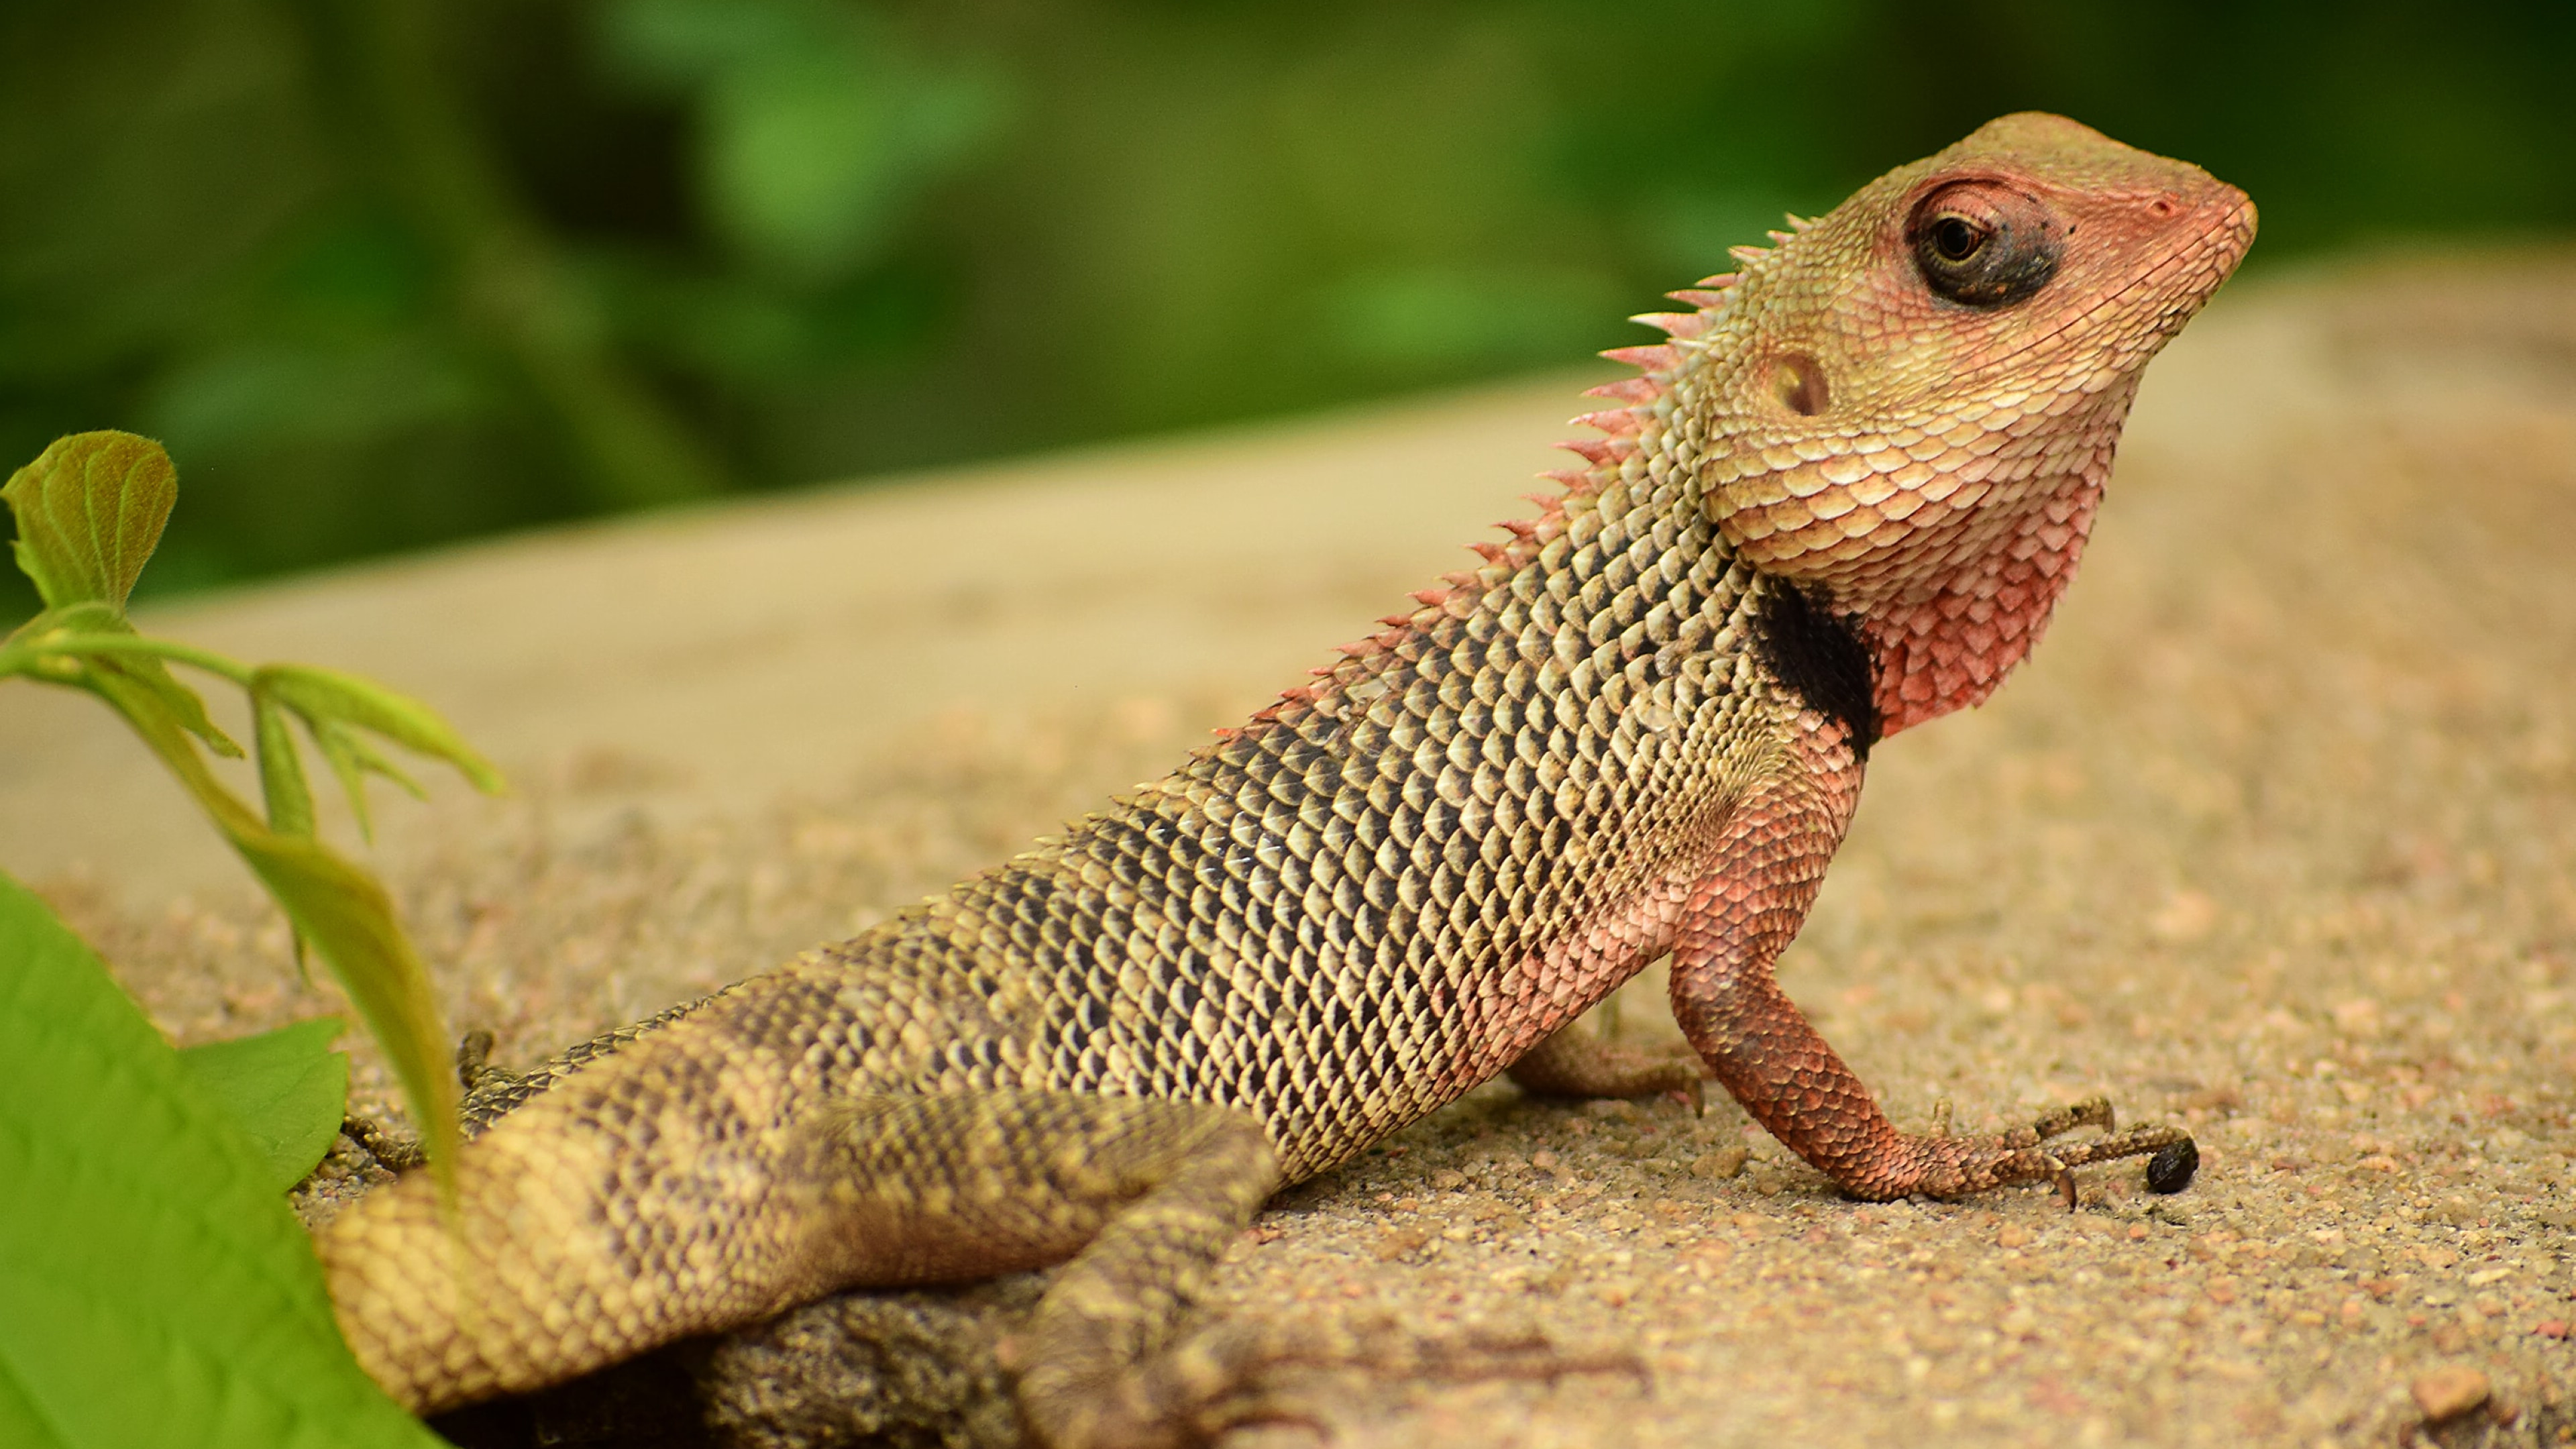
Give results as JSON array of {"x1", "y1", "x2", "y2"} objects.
[
  {"x1": 1022, "y1": 1313, "x2": 1641, "y2": 1447},
  {"x1": 1864, "y1": 1096, "x2": 2196, "y2": 1208},
  {"x1": 1507, "y1": 1023, "x2": 1711, "y2": 1113}
]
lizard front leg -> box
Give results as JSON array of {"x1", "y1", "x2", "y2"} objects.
[{"x1": 1667, "y1": 716, "x2": 2190, "y2": 1203}]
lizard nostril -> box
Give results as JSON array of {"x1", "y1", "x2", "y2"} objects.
[
  {"x1": 1773, "y1": 353, "x2": 1831, "y2": 417},
  {"x1": 2149, "y1": 195, "x2": 2179, "y2": 218}
]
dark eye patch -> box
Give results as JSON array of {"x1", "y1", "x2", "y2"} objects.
[{"x1": 1909, "y1": 184, "x2": 2061, "y2": 308}]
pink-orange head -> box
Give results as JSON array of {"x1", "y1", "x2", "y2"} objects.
[{"x1": 1667, "y1": 113, "x2": 2257, "y2": 735}]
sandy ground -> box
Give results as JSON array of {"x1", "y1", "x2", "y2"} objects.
[{"x1": 6, "y1": 251, "x2": 2573, "y2": 1448}]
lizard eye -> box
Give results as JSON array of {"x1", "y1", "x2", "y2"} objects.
[
  {"x1": 1909, "y1": 182, "x2": 2060, "y2": 307},
  {"x1": 1929, "y1": 215, "x2": 1988, "y2": 262}
]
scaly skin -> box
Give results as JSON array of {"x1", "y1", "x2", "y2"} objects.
[{"x1": 319, "y1": 113, "x2": 2255, "y2": 1445}]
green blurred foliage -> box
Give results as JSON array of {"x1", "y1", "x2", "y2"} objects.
[{"x1": 3, "y1": 0, "x2": 2570, "y2": 624}]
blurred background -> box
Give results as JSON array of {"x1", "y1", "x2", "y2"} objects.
[{"x1": 3, "y1": 0, "x2": 2570, "y2": 627}]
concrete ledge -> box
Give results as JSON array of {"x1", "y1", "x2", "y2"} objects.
[{"x1": 13, "y1": 252, "x2": 2575, "y2": 1448}]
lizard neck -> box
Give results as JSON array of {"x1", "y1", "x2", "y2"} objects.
[
  {"x1": 1856, "y1": 466, "x2": 2106, "y2": 737},
  {"x1": 1676, "y1": 339, "x2": 2140, "y2": 741}
]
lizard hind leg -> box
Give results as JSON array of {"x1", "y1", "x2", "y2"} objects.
[
  {"x1": 1505, "y1": 1019, "x2": 1709, "y2": 1112},
  {"x1": 791, "y1": 1090, "x2": 1284, "y2": 1449},
  {"x1": 1064, "y1": 1310, "x2": 1647, "y2": 1447},
  {"x1": 801, "y1": 1092, "x2": 1643, "y2": 1448}
]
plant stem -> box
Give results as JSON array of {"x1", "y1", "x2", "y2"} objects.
[{"x1": 0, "y1": 631, "x2": 256, "y2": 686}]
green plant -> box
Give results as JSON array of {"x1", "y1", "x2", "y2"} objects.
[
  {"x1": 0, "y1": 877, "x2": 444, "y2": 1447},
  {"x1": 0, "y1": 429, "x2": 500, "y2": 1445}
]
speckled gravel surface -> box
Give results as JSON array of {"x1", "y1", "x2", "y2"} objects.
[{"x1": 19, "y1": 253, "x2": 2576, "y2": 1447}]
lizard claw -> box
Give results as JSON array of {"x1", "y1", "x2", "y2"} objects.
[
  {"x1": 1093, "y1": 1314, "x2": 1643, "y2": 1448},
  {"x1": 1865, "y1": 1097, "x2": 2194, "y2": 1203},
  {"x1": 1998, "y1": 1096, "x2": 2192, "y2": 1206}
]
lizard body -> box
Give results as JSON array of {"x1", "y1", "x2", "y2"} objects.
[{"x1": 321, "y1": 113, "x2": 2255, "y2": 1445}]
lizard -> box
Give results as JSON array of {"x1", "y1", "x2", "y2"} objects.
[{"x1": 319, "y1": 112, "x2": 2256, "y2": 1447}]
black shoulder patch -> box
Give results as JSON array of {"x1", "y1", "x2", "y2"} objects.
[{"x1": 1750, "y1": 579, "x2": 1880, "y2": 759}]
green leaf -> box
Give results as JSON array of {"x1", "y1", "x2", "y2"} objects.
[
  {"x1": 70, "y1": 655, "x2": 464, "y2": 1188},
  {"x1": 254, "y1": 689, "x2": 319, "y2": 838},
  {"x1": 0, "y1": 873, "x2": 443, "y2": 1448},
  {"x1": 309, "y1": 717, "x2": 427, "y2": 845},
  {"x1": 258, "y1": 663, "x2": 504, "y2": 796},
  {"x1": 86, "y1": 643, "x2": 247, "y2": 757},
  {"x1": 223, "y1": 827, "x2": 462, "y2": 1188},
  {"x1": 178, "y1": 1019, "x2": 352, "y2": 1195},
  {"x1": 1, "y1": 431, "x2": 176, "y2": 610}
]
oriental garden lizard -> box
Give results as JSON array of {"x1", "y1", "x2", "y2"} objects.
[{"x1": 320, "y1": 113, "x2": 2257, "y2": 1446}]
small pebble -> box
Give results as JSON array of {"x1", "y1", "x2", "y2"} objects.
[
  {"x1": 2146, "y1": 1138, "x2": 2199, "y2": 1193},
  {"x1": 1689, "y1": 1147, "x2": 1748, "y2": 1180},
  {"x1": 2410, "y1": 1364, "x2": 2490, "y2": 1423}
]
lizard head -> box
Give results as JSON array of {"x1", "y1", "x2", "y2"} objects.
[{"x1": 1674, "y1": 111, "x2": 2257, "y2": 736}]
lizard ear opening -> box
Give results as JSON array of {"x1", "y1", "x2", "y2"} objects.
[{"x1": 1772, "y1": 353, "x2": 1831, "y2": 417}]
